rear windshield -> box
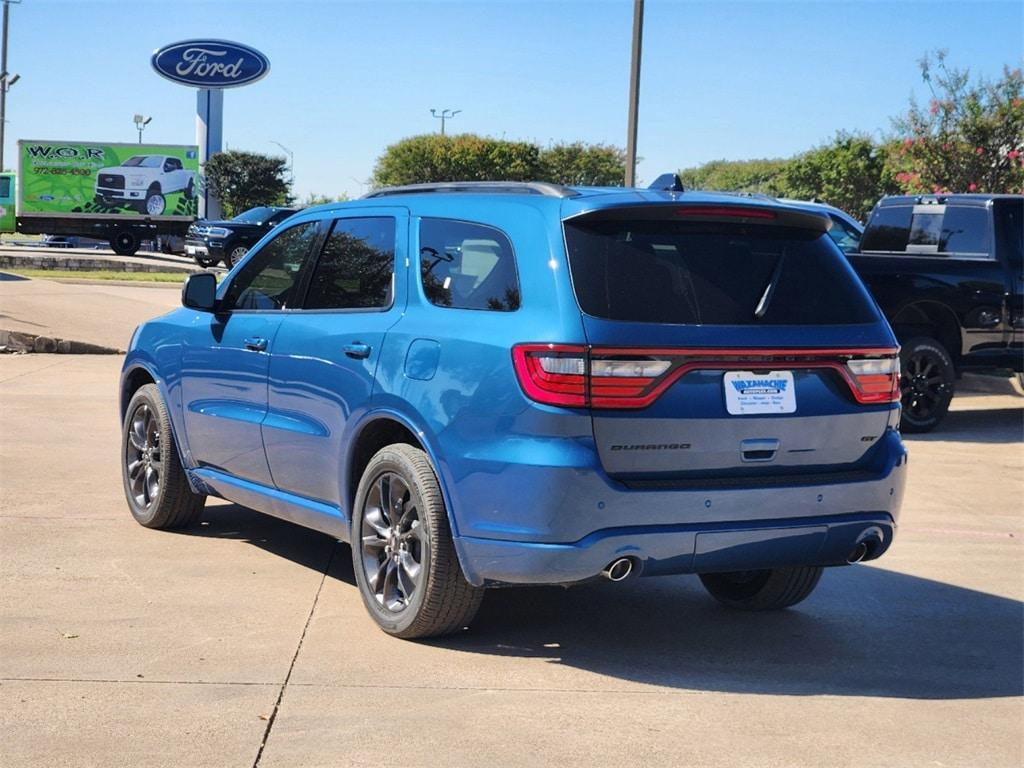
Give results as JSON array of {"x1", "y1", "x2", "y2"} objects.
[{"x1": 564, "y1": 219, "x2": 877, "y2": 325}]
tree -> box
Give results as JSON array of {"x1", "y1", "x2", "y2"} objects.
[
  {"x1": 539, "y1": 142, "x2": 626, "y2": 186},
  {"x1": 678, "y1": 158, "x2": 790, "y2": 196},
  {"x1": 302, "y1": 191, "x2": 349, "y2": 207},
  {"x1": 372, "y1": 134, "x2": 543, "y2": 188},
  {"x1": 203, "y1": 150, "x2": 291, "y2": 217},
  {"x1": 784, "y1": 133, "x2": 898, "y2": 220},
  {"x1": 891, "y1": 50, "x2": 1024, "y2": 194}
]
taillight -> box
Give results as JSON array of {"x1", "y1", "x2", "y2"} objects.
[
  {"x1": 511, "y1": 344, "x2": 587, "y2": 407},
  {"x1": 673, "y1": 205, "x2": 776, "y2": 220},
  {"x1": 845, "y1": 356, "x2": 901, "y2": 403},
  {"x1": 512, "y1": 345, "x2": 901, "y2": 409}
]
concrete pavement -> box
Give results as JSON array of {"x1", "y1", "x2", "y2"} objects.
[
  {"x1": 0, "y1": 355, "x2": 1021, "y2": 767},
  {"x1": 0, "y1": 275, "x2": 181, "y2": 351}
]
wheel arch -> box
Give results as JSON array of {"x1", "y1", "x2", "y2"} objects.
[
  {"x1": 343, "y1": 409, "x2": 476, "y2": 579},
  {"x1": 120, "y1": 359, "x2": 197, "y2": 481},
  {"x1": 890, "y1": 300, "x2": 961, "y2": 366}
]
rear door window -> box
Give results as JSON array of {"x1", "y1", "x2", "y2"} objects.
[{"x1": 564, "y1": 218, "x2": 876, "y2": 325}]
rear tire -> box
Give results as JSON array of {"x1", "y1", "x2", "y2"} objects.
[
  {"x1": 899, "y1": 336, "x2": 955, "y2": 433},
  {"x1": 121, "y1": 384, "x2": 204, "y2": 529},
  {"x1": 110, "y1": 230, "x2": 139, "y2": 256},
  {"x1": 699, "y1": 566, "x2": 823, "y2": 611},
  {"x1": 352, "y1": 444, "x2": 483, "y2": 639}
]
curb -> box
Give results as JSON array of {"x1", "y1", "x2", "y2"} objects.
[
  {"x1": 0, "y1": 329, "x2": 123, "y2": 355},
  {"x1": 0, "y1": 251, "x2": 197, "y2": 274}
]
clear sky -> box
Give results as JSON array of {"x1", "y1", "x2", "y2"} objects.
[{"x1": 6, "y1": 0, "x2": 1023, "y2": 201}]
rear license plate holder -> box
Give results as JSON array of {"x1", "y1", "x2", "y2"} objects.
[{"x1": 723, "y1": 370, "x2": 796, "y2": 415}]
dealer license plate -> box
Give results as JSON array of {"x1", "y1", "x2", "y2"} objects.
[{"x1": 723, "y1": 370, "x2": 796, "y2": 415}]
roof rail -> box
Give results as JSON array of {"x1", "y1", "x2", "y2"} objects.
[{"x1": 363, "y1": 181, "x2": 578, "y2": 199}]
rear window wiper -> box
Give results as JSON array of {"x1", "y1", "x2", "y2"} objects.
[{"x1": 754, "y1": 250, "x2": 786, "y2": 319}]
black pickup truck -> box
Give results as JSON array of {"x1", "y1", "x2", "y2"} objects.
[{"x1": 849, "y1": 194, "x2": 1023, "y2": 431}]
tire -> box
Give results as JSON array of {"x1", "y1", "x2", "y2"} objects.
[
  {"x1": 225, "y1": 243, "x2": 248, "y2": 268},
  {"x1": 899, "y1": 336, "x2": 955, "y2": 433},
  {"x1": 110, "y1": 230, "x2": 139, "y2": 256},
  {"x1": 121, "y1": 384, "x2": 205, "y2": 529},
  {"x1": 193, "y1": 254, "x2": 221, "y2": 269},
  {"x1": 143, "y1": 185, "x2": 166, "y2": 216},
  {"x1": 184, "y1": 179, "x2": 195, "y2": 200},
  {"x1": 699, "y1": 566, "x2": 824, "y2": 611},
  {"x1": 352, "y1": 444, "x2": 483, "y2": 639}
]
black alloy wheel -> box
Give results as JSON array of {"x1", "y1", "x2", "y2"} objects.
[{"x1": 899, "y1": 337, "x2": 955, "y2": 433}]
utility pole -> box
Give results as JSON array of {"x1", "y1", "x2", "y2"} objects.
[
  {"x1": 625, "y1": 0, "x2": 643, "y2": 187},
  {"x1": 430, "y1": 108, "x2": 461, "y2": 135},
  {"x1": 0, "y1": 0, "x2": 22, "y2": 172}
]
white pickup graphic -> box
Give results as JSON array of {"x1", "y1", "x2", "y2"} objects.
[{"x1": 723, "y1": 371, "x2": 796, "y2": 415}]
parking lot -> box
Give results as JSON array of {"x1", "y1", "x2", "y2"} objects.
[{"x1": 0, "y1": 354, "x2": 1021, "y2": 767}]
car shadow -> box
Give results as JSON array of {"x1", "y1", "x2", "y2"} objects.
[
  {"x1": 903, "y1": 407, "x2": 1023, "y2": 445},
  {"x1": 184, "y1": 501, "x2": 1022, "y2": 701}
]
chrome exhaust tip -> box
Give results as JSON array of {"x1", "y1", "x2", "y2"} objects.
[
  {"x1": 847, "y1": 541, "x2": 870, "y2": 564},
  {"x1": 602, "y1": 557, "x2": 634, "y2": 582}
]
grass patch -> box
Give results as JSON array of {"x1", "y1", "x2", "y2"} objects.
[{"x1": 4, "y1": 268, "x2": 190, "y2": 283}]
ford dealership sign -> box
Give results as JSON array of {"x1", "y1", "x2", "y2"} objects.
[{"x1": 151, "y1": 40, "x2": 270, "y2": 89}]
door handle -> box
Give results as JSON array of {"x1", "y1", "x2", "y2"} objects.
[
  {"x1": 343, "y1": 342, "x2": 372, "y2": 359},
  {"x1": 243, "y1": 336, "x2": 268, "y2": 352}
]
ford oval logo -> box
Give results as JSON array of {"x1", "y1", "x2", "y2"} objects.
[{"x1": 151, "y1": 39, "x2": 270, "y2": 89}]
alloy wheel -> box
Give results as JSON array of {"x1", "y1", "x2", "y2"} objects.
[
  {"x1": 125, "y1": 403, "x2": 162, "y2": 509},
  {"x1": 360, "y1": 472, "x2": 426, "y2": 613},
  {"x1": 901, "y1": 350, "x2": 951, "y2": 422}
]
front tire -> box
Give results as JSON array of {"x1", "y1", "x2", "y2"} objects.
[
  {"x1": 225, "y1": 243, "x2": 248, "y2": 268},
  {"x1": 121, "y1": 384, "x2": 204, "y2": 529},
  {"x1": 110, "y1": 230, "x2": 139, "y2": 256},
  {"x1": 143, "y1": 185, "x2": 166, "y2": 216},
  {"x1": 193, "y1": 254, "x2": 221, "y2": 268},
  {"x1": 699, "y1": 566, "x2": 823, "y2": 611},
  {"x1": 352, "y1": 444, "x2": 483, "y2": 639},
  {"x1": 899, "y1": 336, "x2": 955, "y2": 433}
]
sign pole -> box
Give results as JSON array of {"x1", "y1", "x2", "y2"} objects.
[{"x1": 196, "y1": 88, "x2": 223, "y2": 219}]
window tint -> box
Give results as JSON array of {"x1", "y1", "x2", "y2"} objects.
[
  {"x1": 223, "y1": 222, "x2": 318, "y2": 310},
  {"x1": 304, "y1": 217, "x2": 395, "y2": 310},
  {"x1": 419, "y1": 219, "x2": 519, "y2": 311},
  {"x1": 564, "y1": 219, "x2": 877, "y2": 325},
  {"x1": 994, "y1": 199, "x2": 1023, "y2": 269},
  {"x1": 0, "y1": 176, "x2": 11, "y2": 197},
  {"x1": 939, "y1": 206, "x2": 990, "y2": 255},
  {"x1": 861, "y1": 206, "x2": 912, "y2": 252}
]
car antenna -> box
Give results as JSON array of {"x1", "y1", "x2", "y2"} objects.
[{"x1": 648, "y1": 173, "x2": 685, "y2": 192}]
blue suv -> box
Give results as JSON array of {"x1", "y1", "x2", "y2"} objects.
[{"x1": 119, "y1": 181, "x2": 907, "y2": 638}]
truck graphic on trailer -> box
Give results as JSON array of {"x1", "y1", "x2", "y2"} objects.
[{"x1": 95, "y1": 154, "x2": 196, "y2": 216}]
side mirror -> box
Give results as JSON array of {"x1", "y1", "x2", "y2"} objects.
[{"x1": 182, "y1": 272, "x2": 217, "y2": 311}]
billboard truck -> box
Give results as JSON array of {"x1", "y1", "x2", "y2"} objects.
[{"x1": 6, "y1": 140, "x2": 200, "y2": 255}]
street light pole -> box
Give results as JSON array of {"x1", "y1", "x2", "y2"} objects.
[
  {"x1": 625, "y1": 0, "x2": 644, "y2": 187},
  {"x1": 133, "y1": 114, "x2": 152, "y2": 144},
  {"x1": 270, "y1": 140, "x2": 294, "y2": 187},
  {"x1": 0, "y1": 0, "x2": 22, "y2": 172},
  {"x1": 430, "y1": 108, "x2": 461, "y2": 135}
]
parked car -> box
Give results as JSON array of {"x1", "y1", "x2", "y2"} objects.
[
  {"x1": 40, "y1": 234, "x2": 106, "y2": 249},
  {"x1": 94, "y1": 154, "x2": 196, "y2": 216},
  {"x1": 120, "y1": 181, "x2": 907, "y2": 638},
  {"x1": 850, "y1": 193, "x2": 1024, "y2": 431},
  {"x1": 185, "y1": 206, "x2": 298, "y2": 268},
  {"x1": 777, "y1": 199, "x2": 863, "y2": 253}
]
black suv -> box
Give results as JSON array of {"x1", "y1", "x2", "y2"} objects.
[
  {"x1": 185, "y1": 206, "x2": 298, "y2": 268},
  {"x1": 850, "y1": 194, "x2": 1023, "y2": 431}
]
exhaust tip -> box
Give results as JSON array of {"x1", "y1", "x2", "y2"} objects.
[
  {"x1": 602, "y1": 557, "x2": 634, "y2": 582},
  {"x1": 847, "y1": 541, "x2": 871, "y2": 564}
]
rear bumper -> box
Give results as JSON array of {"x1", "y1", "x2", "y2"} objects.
[
  {"x1": 452, "y1": 428, "x2": 907, "y2": 586},
  {"x1": 458, "y1": 512, "x2": 896, "y2": 586}
]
